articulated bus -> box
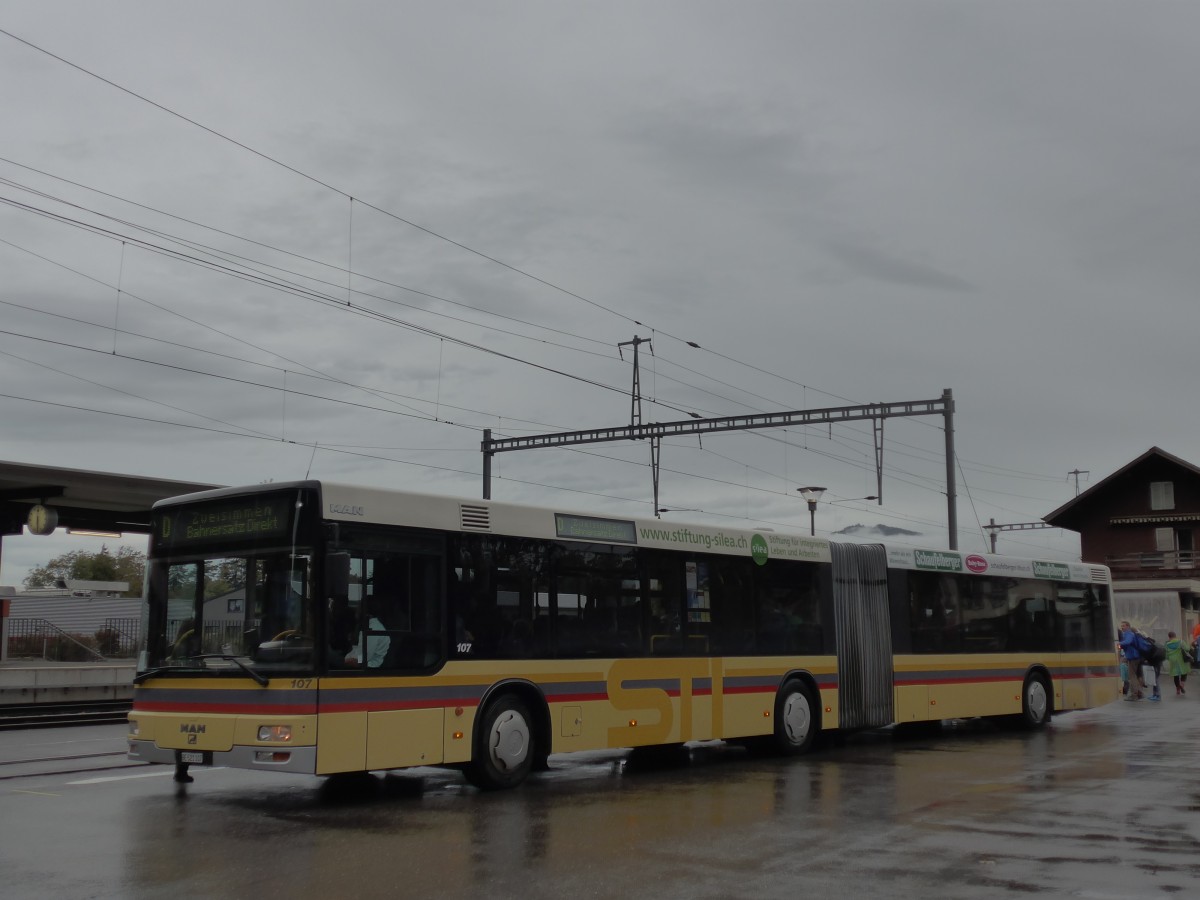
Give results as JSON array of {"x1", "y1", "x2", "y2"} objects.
[{"x1": 128, "y1": 480, "x2": 1118, "y2": 789}]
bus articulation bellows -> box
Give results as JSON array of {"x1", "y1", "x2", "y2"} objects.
[{"x1": 128, "y1": 481, "x2": 1117, "y2": 789}]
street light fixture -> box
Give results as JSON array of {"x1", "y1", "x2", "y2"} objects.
[
  {"x1": 655, "y1": 506, "x2": 702, "y2": 518},
  {"x1": 796, "y1": 486, "x2": 826, "y2": 535}
]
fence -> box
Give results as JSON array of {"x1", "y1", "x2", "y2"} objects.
[
  {"x1": 5, "y1": 617, "x2": 142, "y2": 661},
  {"x1": 4, "y1": 617, "x2": 255, "y2": 661},
  {"x1": 6, "y1": 618, "x2": 105, "y2": 661},
  {"x1": 1108, "y1": 551, "x2": 1200, "y2": 572},
  {"x1": 167, "y1": 618, "x2": 258, "y2": 655}
]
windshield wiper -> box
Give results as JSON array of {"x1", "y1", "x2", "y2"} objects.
[
  {"x1": 133, "y1": 667, "x2": 169, "y2": 685},
  {"x1": 133, "y1": 655, "x2": 271, "y2": 686},
  {"x1": 195, "y1": 654, "x2": 270, "y2": 686}
]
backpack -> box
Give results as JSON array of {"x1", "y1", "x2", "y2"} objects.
[{"x1": 1138, "y1": 633, "x2": 1165, "y2": 664}]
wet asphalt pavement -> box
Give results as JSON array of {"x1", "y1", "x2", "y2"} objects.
[{"x1": 2, "y1": 695, "x2": 1198, "y2": 899}]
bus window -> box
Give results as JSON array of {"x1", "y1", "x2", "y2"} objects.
[
  {"x1": 337, "y1": 549, "x2": 442, "y2": 670},
  {"x1": 910, "y1": 572, "x2": 959, "y2": 653},
  {"x1": 449, "y1": 536, "x2": 549, "y2": 660},
  {"x1": 705, "y1": 557, "x2": 754, "y2": 655},
  {"x1": 960, "y1": 575, "x2": 1009, "y2": 652},
  {"x1": 1009, "y1": 583, "x2": 1057, "y2": 653},
  {"x1": 753, "y1": 560, "x2": 823, "y2": 655},
  {"x1": 643, "y1": 551, "x2": 682, "y2": 656},
  {"x1": 1058, "y1": 585, "x2": 1111, "y2": 652},
  {"x1": 552, "y1": 543, "x2": 639, "y2": 657}
]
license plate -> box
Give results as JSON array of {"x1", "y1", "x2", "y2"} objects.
[{"x1": 179, "y1": 751, "x2": 205, "y2": 764}]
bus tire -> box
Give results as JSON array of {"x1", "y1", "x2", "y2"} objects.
[
  {"x1": 1018, "y1": 673, "x2": 1052, "y2": 729},
  {"x1": 773, "y1": 681, "x2": 819, "y2": 755},
  {"x1": 465, "y1": 695, "x2": 535, "y2": 790}
]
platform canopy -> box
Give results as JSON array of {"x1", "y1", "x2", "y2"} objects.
[{"x1": 0, "y1": 460, "x2": 218, "y2": 537}]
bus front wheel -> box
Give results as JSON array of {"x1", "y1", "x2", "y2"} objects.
[
  {"x1": 773, "y1": 681, "x2": 819, "y2": 755},
  {"x1": 465, "y1": 695, "x2": 535, "y2": 790}
]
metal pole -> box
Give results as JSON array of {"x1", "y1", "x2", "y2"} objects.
[
  {"x1": 482, "y1": 428, "x2": 492, "y2": 500},
  {"x1": 808, "y1": 502, "x2": 816, "y2": 536},
  {"x1": 650, "y1": 436, "x2": 661, "y2": 517},
  {"x1": 943, "y1": 388, "x2": 957, "y2": 549}
]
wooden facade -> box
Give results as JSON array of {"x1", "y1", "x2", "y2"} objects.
[{"x1": 1045, "y1": 447, "x2": 1200, "y2": 618}]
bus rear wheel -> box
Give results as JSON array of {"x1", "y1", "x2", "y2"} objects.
[
  {"x1": 465, "y1": 695, "x2": 535, "y2": 790},
  {"x1": 1018, "y1": 674, "x2": 1052, "y2": 729},
  {"x1": 773, "y1": 681, "x2": 819, "y2": 755}
]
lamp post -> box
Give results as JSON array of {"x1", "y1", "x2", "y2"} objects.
[{"x1": 796, "y1": 486, "x2": 826, "y2": 535}]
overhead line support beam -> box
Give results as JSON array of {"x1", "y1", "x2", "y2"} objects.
[{"x1": 481, "y1": 389, "x2": 957, "y2": 547}]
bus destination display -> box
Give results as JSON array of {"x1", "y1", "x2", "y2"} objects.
[
  {"x1": 157, "y1": 495, "x2": 294, "y2": 548},
  {"x1": 554, "y1": 513, "x2": 638, "y2": 544}
]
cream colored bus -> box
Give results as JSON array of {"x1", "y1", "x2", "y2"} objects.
[{"x1": 128, "y1": 480, "x2": 1117, "y2": 789}]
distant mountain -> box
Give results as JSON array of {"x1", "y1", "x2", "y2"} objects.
[{"x1": 834, "y1": 523, "x2": 922, "y2": 537}]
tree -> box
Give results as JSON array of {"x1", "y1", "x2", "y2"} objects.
[{"x1": 23, "y1": 545, "x2": 146, "y2": 595}]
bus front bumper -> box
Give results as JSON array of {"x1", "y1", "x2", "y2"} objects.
[{"x1": 128, "y1": 739, "x2": 318, "y2": 775}]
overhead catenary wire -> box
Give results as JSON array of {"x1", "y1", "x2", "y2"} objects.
[
  {"x1": 0, "y1": 32, "x2": 914, "y2": 476},
  {"x1": 0, "y1": 194, "x2": 710, "y2": 418},
  {"x1": 0, "y1": 30, "x2": 1073, "y2": 546},
  {"x1": 0, "y1": 195, "x2": 1051, "y2": 542},
  {"x1": 0, "y1": 148, "x2": 1068, "y2": 487},
  {"x1": 0, "y1": 169, "x2": 793, "y2": 419}
]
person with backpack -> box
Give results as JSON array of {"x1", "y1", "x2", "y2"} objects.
[
  {"x1": 1136, "y1": 628, "x2": 1164, "y2": 701},
  {"x1": 1118, "y1": 621, "x2": 1147, "y2": 700}
]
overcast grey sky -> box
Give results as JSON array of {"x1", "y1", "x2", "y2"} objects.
[{"x1": 1, "y1": 1, "x2": 1196, "y2": 585}]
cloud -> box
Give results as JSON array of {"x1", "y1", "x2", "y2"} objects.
[
  {"x1": 835, "y1": 523, "x2": 923, "y2": 538},
  {"x1": 2, "y1": 2, "x2": 1198, "y2": 566},
  {"x1": 822, "y1": 239, "x2": 973, "y2": 293}
]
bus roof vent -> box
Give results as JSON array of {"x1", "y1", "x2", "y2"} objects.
[
  {"x1": 460, "y1": 504, "x2": 492, "y2": 531},
  {"x1": 1088, "y1": 566, "x2": 1109, "y2": 583}
]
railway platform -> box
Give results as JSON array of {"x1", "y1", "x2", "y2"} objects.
[{"x1": 0, "y1": 659, "x2": 135, "y2": 705}]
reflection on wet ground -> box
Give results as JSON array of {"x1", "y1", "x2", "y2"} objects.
[{"x1": 3, "y1": 700, "x2": 1198, "y2": 898}]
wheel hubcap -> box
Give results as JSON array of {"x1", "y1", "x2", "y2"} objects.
[
  {"x1": 489, "y1": 709, "x2": 530, "y2": 771},
  {"x1": 781, "y1": 692, "x2": 812, "y2": 745},
  {"x1": 1027, "y1": 681, "x2": 1048, "y2": 722}
]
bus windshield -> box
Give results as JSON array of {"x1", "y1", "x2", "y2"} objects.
[
  {"x1": 146, "y1": 552, "x2": 316, "y2": 672},
  {"x1": 143, "y1": 487, "x2": 320, "y2": 674}
]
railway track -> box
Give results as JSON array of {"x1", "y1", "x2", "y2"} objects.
[{"x1": 0, "y1": 700, "x2": 132, "y2": 730}]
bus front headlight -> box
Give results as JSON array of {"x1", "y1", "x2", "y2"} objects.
[{"x1": 257, "y1": 725, "x2": 292, "y2": 742}]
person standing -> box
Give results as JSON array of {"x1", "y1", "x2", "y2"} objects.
[
  {"x1": 1117, "y1": 621, "x2": 1145, "y2": 700},
  {"x1": 1165, "y1": 631, "x2": 1191, "y2": 696}
]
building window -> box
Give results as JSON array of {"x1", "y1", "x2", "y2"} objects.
[
  {"x1": 1150, "y1": 481, "x2": 1175, "y2": 511},
  {"x1": 1155, "y1": 528, "x2": 1175, "y2": 552}
]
